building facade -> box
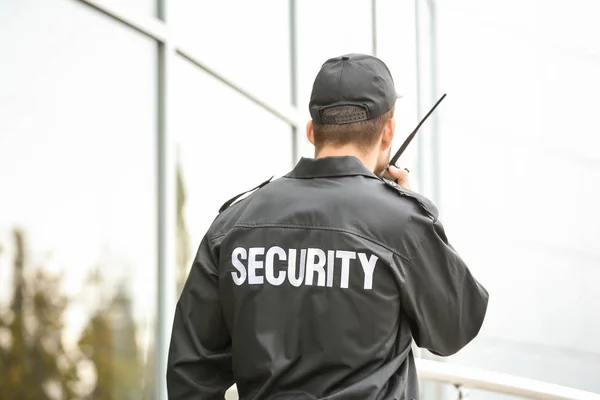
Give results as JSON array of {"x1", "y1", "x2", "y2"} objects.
[
  {"x1": 1, "y1": 0, "x2": 598, "y2": 399},
  {"x1": 0, "y1": 1, "x2": 422, "y2": 398},
  {"x1": 432, "y1": 0, "x2": 600, "y2": 395}
]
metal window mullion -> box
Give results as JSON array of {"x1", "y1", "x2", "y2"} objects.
[
  {"x1": 77, "y1": 0, "x2": 168, "y2": 41},
  {"x1": 156, "y1": 42, "x2": 177, "y2": 400},
  {"x1": 156, "y1": 1, "x2": 177, "y2": 400},
  {"x1": 415, "y1": 0, "x2": 441, "y2": 204},
  {"x1": 414, "y1": 5, "x2": 444, "y2": 400},
  {"x1": 415, "y1": 0, "x2": 426, "y2": 195},
  {"x1": 371, "y1": 0, "x2": 378, "y2": 56},
  {"x1": 76, "y1": 0, "x2": 299, "y2": 130},
  {"x1": 427, "y1": 0, "x2": 441, "y2": 208},
  {"x1": 289, "y1": 0, "x2": 299, "y2": 165},
  {"x1": 176, "y1": 47, "x2": 300, "y2": 128}
]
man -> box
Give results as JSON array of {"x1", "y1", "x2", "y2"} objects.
[{"x1": 167, "y1": 53, "x2": 489, "y2": 400}]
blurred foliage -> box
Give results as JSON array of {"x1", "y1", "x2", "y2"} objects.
[
  {"x1": 78, "y1": 282, "x2": 146, "y2": 400},
  {"x1": 176, "y1": 155, "x2": 191, "y2": 295},
  {"x1": 0, "y1": 229, "x2": 79, "y2": 399},
  {"x1": 0, "y1": 229, "x2": 154, "y2": 399}
]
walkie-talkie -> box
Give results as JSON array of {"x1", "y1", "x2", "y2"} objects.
[{"x1": 381, "y1": 93, "x2": 447, "y2": 180}]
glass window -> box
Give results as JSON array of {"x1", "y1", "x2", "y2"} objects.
[
  {"x1": 172, "y1": 56, "x2": 293, "y2": 289},
  {"x1": 92, "y1": 0, "x2": 156, "y2": 17},
  {"x1": 374, "y1": 0, "x2": 420, "y2": 176},
  {"x1": 173, "y1": 0, "x2": 291, "y2": 106},
  {"x1": 435, "y1": 1, "x2": 600, "y2": 393},
  {"x1": 295, "y1": 0, "x2": 374, "y2": 157},
  {"x1": 0, "y1": 1, "x2": 157, "y2": 398}
]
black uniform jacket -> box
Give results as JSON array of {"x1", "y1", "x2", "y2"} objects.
[{"x1": 167, "y1": 156, "x2": 489, "y2": 400}]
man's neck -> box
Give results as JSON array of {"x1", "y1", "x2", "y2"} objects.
[{"x1": 315, "y1": 145, "x2": 377, "y2": 171}]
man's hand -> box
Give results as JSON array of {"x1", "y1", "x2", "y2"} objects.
[{"x1": 387, "y1": 166, "x2": 411, "y2": 190}]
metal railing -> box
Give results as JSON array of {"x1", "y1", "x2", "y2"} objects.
[
  {"x1": 416, "y1": 359, "x2": 600, "y2": 400},
  {"x1": 224, "y1": 359, "x2": 600, "y2": 400}
]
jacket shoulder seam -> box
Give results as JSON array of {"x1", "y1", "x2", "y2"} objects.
[
  {"x1": 379, "y1": 179, "x2": 439, "y2": 222},
  {"x1": 230, "y1": 223, "x2": 412, "y2": 264},
  {"x1": 218, "y1": 176, "x2": 274, "y2": 214},
  {"x1": 208, "y1": 233, "x2": 226, "y2": 242}
]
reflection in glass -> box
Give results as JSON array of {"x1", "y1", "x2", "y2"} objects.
[
  {"x1": 98, "y1": 0, "x2": 156, "y2": 17},
  {"x1": 0, "y1": 1, "x2": 157, "y2": 398},
  {"x1": 295, "y1": 0, "x2": 374, "y2": 158},
  {"x1": 173, "y1": 0, "x2": 291, "y2": 105},
  {"x1": 372, "y1": 0, "x2": 420, "y2": 175},
  {"x1": 172, "y1": 55, "x2": 293, "y2": 285},
  {"x1": 433, "y1": 1, "x2": 600, "y2": 394}
]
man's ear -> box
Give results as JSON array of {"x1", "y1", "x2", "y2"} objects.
[
  {"x1": 307, "y1": 120, "x2": 315, "y2": 145},
  {"x1": 381, "y1": 117, "x2": 395, "y2": 150}
]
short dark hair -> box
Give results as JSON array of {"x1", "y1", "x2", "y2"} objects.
[{"x1": 313, "y1": 105, "x2": 395, "y2": 151}]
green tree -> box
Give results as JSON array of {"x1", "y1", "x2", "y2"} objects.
[{"x1": 0, "y1": 229, "x2": 79, "y2": 399}]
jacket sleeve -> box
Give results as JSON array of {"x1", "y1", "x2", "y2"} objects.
[
  {"x1": 397, "y1": 214, "x2": 489, "y2": 357},
  {"x1": 166, "y1": 233, "x2": 233, "y2": 399}
]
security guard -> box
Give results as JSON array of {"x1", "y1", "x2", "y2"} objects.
[{"x1": 167, "y1": 54, "x2": 489, "y2": 400}]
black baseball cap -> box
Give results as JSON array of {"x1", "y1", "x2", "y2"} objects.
[{"x1": 309, "y1": 53, "x2": 400, "y2": 125}]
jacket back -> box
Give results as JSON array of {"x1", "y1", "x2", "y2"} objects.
[{"x1": 167, "y1": 156, "x2": 489, "y2": 400}]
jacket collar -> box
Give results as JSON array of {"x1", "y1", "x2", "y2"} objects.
[{"x1": 285, "y1": 156, "x2": 380, "y2": 179}]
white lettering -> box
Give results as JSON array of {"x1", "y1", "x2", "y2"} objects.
[
  {"x1": 266, "y1": 246, "x2": 286, "y2": 286},
  {"x1": 288, "y1": 249, "x2": 306, "y2": 287},
  {"x1": 305, "y1": 248, "x2": 326, "y2": 286},
  {"x1": 336, "y1": 250, "x2": 356, "y2": 289},
  {"x1": 231, "y1": 247, "x2": 247, "y2": 286},
  {"x1": 326, "y1": 250, "x2": 335, "y2": 287},
  {"x1": 248, "y1": 247, "x2": 265, "y2": 285},
  {"x1": 358, "y1": 253, "x2": 378, "y2": 290},
  {"x1": 230, "y1": 246, "x2": 377, "y2": 290}
]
